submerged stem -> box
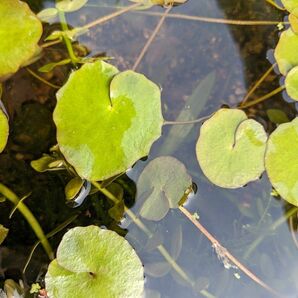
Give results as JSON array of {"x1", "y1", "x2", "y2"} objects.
[
  {"x1": 179, "y1": 206, "x2": 282, "y2": 297},
  {"x1": 26, "y1": 68, "x2": 61, "y2": 89},
  {"x1": 91, "y1": 181, "x2": 215, "y2": 298},
  {"x1": 244, "y1": 207, "x2": 298, "y2": 259},
  {"x1": 0, "y1": 183, "x2": 54, "y2": 260},
  {"x1": 239, "y1": 85, "x2": 285, "y2": 109},
  {"x1": 132, "y1": 6, "x2": 172, "y2": 71},
  {"x1": 239, "y1": 64, "x2": 275, "y2": 107},
  {"x1": 164, "y1": 114, "x2": 211, "y2": 125}
]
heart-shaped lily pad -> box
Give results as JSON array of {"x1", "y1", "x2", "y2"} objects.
[
  {"x1": 136, "y1": 156, "x2": 192, "y2": 221},
  {"x1": 274, "y1": 28, "x2": 298, "y2": 75},
  {"x1": 0, "y1": 109, "x2": 9, "y2": 153},
  {"x1": 285, "y1": 66, "x2": 298, "y2": 101},
  {"x1": 196, "y1": 109, "x2": 267, "y2": 188},
  {"x1": 265, "y1": 118, "x2": 298, "y2": 206},
  {"x1": 281, "y1": 0, "x2": 298, "y2": 12},
  {"x1": 45, "y1": 226, "x2": 144, "y2": 298},
  {"x1": 54, "y1": 61, "x2": 163, "y2": 181},
  {"x1": 0, "y1": 0, "x2": 42, "y2": 80}
]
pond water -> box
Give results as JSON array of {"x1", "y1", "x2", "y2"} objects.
[{"x1": 0, "y1": 0, "x2": 297, "y2": 297}]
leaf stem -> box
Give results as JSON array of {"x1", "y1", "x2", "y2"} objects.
[
  {"x1": 26, "y1": 67, "x2": 61, "y2": 89},
  {"x1": 91, "y1": 181, "x2": 215, "y2": 298},
  {"x1": 244, "y1": 206, "x2": 298, "y2": 259},
  {"x1": 239, "y1": 64, "x2": 275, "y2": 107},
  {"x1": 239, "y1": 85, "x2": 285, "y2": 109},
  {"x1": 179, "y1": 205, "x2": 283, "y2": 297},
  {"x1": 163, "y1": 114, "x2": 211, "y2": 125},
  {"x1": 132, "y1": 6, "x2": 172, "y2": 71},
  {"x1": 0, "y1": 183, "x2": 54, "y2": 260},
  {"x1": 58, "y1": 11, "x2": 78, "y2": 65}
]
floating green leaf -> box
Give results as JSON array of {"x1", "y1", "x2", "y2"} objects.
[
  {"x1": 281, "y1": 0, "x2": 298, "y2": 12},
  {"x1": 274, "y1": 28, "x2": 298, "y2": 75},
  {"x1": 0, "y1": 0, "x2": 42, "y2": 80},
  {"x1": 0, "y1": 109, "x2": 8, "y2": 153},
  {"x1": 54, "y1": 61, "x2": 163, "y2": 181},
  {"x1": 0, "y1": 224, "x2": 8, "y2": 245},
  {"x1": 196, "y1": 109, "x2": 267, "y2": 188},
  {"x1": 136, "y1": 156, "x2": 192, "y2": 221},
  {"x1": 289, "y1": 13, "x2": 298, "y2": 33},
  {"x1": 56, "y1": 0, "x2": 88, "y2": 12},
  {"x1": 265, "y1": 117, "x2": 298, "y2": 206},
  {"x1": 285, "y1": 66, "x2": 298, "y2": 101},
  {"x1": 45, "y1": 226, "x2": 144, "y2": 298}
]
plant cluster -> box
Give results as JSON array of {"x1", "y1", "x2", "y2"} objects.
[{"x1": 0, "y1": 0, "x2": 297, "y2": 297}]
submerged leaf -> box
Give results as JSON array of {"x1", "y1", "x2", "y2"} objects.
[
  {"x1": 54, "y1": 61, "x2": 163, "y2": 181},
  {"x1": 56, "y1": 0, "x2": 88, "y2": 12},
  {"x1": 0, "y1": 225, "x2": 8, "y2": 245},
  {"x1": 136, "y1": 156, "x2": 192, "y2": 221},
  {"x1": 285, "y1": 66, "x2": 298, "y2": 101},
  {"x1": 274, "y1": 28, "x2": 298, "y2": 75},
  {"x1": 0, "y1": 0, "x2": 42, "y2": 80},
  {"x1": 265, "y1": 117, "x2": 298, "y2": 206},
  {"x1": 266, "y1": 109, "x2": 289, "y2": 124},
  {"x1": 45, "y1": 226, "x2": 144, "y2": 298},
  {"x1": 196, "y1": 109, "x2": 267, "y2": 188},
  {"x1": 37, "y1": 7, "x2": 58, "y2": 22},
  {"x1": 0, "y1": 109, "x2": 8, "y2": 153}
]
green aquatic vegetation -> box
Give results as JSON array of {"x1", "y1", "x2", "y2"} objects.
[
  {"x1": 0, "y1": 224, "x2": 8, "y2": 245},
  {"x1": 196, "y1": 109, "x2": 268, "y2": 188},
  {"x1": 0, "y1": 108, "x2": 8, "y2": 153},
  {"x1": 285, "y1": 65, "x2": 298, "y2": 100},
  {"x1": 274, "y1": 28, "x2": 298, "y2": 75},
  {"x1": 45, "y1": 226, "x2": 144, "y2": 298},
  {"x1": 136, "y1": 156, "x2": 192, "y2": 221},
  {"x1": 0, "y1": 0, "x2": 42, "y2": 81},
  {"x1": 54, "y1": 60, "x2": 163, "y2": 181},
  {"x1": 281, "y1": 0, "x2": 298, "y2": 12},
  {"x1": 265, "y1": 117, "x2": 298, "y2": 206}
]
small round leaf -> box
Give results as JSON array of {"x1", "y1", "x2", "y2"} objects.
[
  {"x1": 0, "y1": 224, "x2": 8, "y2": 245},
  {"x1": 274, "y1": 28, "x2": 298, "y2": 75},
  {"x1": 285, "y1": 66, "x2": 298, "y2": 101},
  {"x1": 54, "y1": 61, "x2": 163, "y2": 181},
  {"x1": 136, "y1": 156, "x2": 192, "y2": 221},
  {"x1": 0, "y1": 109, "x2": 8, "y2": 153},
  {"x1": 0, "y1": 0, "x2": 42, "y2": 80},
  {"x1": 45, "y1": 226, "x2": 144, "y2": 298},
  {"x1": 265, "y1": 118, "x2": 298, "y2": 206},
  {"x1": 196, "y1": 109, "x2": 267, "y2": 188}
]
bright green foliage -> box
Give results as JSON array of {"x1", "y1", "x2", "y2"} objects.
[
  {"x1": 64, "y1": 177, "x2": 84, "y2": 200},
  {"x1": 0, "y1": 109, "x2": 8, "y2": 153},
  {"x1": 281, "y1": 0, "x2": 298, "y2": 12},
  {"x1": 196, "y1": 109, "x2": 267, "y2": 188},
  {"x1": 285, "y1": 66, "x2": 298, "y2": 101},
  {"x1": 54, "y1": 61, "x2": 163, "y2": 181},
  {"x1": 45, "y1": 226, "x2": 144, "y2": 298},
  {"x1": 265, "y1": 118, "x2": 298, "y2": 206},
  {"x1": 274, "y1": 28, "x2": 298, "y2": 75},
  {"x1": 56, "y1": 0, "x2": 88, "y2": 12},
  {"x1": 0, "y1": 0, "x2": 42, "y2": 80},
  {"x1": 136, "y1": 156, "x2": 192, "y2": 221},
  {"x1": 0, "y1": 224, "x2": 8, "y2": 245}
]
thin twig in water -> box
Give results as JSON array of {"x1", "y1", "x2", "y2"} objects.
[
  {"x1": 240, "y1": 64, "x2": 276, "y2": 107},
  {"x1": 239, "y1": 85, "x2": 285, "y2": 109},
  {"x1": 26, "y1": 67, "x2": 61, "y2": 89},
  {"x1": 289, "y1": 216, "x2": 298, "y2": 250},
  {"x1": 179, "y1": 205, "x2": 283, "y2": 297},
  {"x1": 132, "y1": 6, "x2": 172, "y2": 71},
  {"x1": 163, "y1": 114, "x2": 211, "y2": 125}
]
